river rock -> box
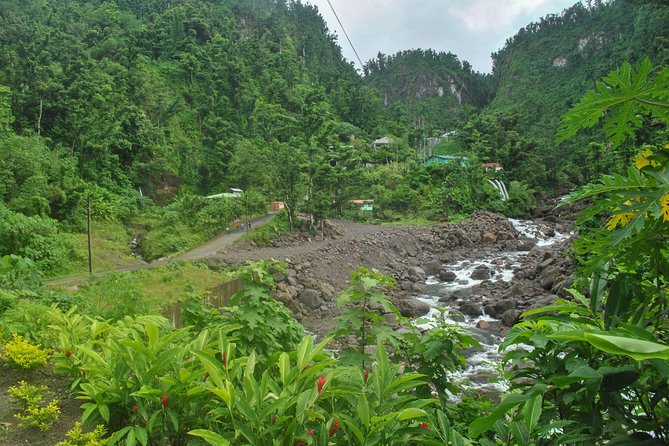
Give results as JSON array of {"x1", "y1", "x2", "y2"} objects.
[
  {"x1": 482, "y1": 232, "x2": 497, "y2": 243},
  {"x1": 396, "y1": 298, "x2": 430, "y2": 318},
  {"x1": 505, "y1": 282, "x2": 531, "y2": 299},
  {"x1": 470, "y1": 265, "x2": 493, "y2": 280},
  {"x1": 484, "y1": 304, "x2": 498, "y2": 317},
  {"x1": 501, "y1": 309, "x2": 522, "y2": 327},
  {"x1": 298, "y1": 288, "x2": 322, "y2": 309},
  {"x1": 405, "y1": 266, "x2": 427, "y2": 282},
  {"x1": 438, "y1": 270, "x2": 458, "y2": 282},
  {"x1": 411, "y1": 283, "x2": 428, "y2": 293},
  {"x1": 274, "y1": 291, "x2": 300, "y2": 314},
  {"x1": 476, "y1": 320, "x2": 491, "y2": 330},
  {"x1": 423, "y1": 260, "x2": 443, "y2": 276},
  {"x1": 539, "y1": 265, "x2": 562, "y2": 290},
  {"x1": 494, "y1": 299, "x2": 516, "y2": 313},
  {"x1": 459, "y1": 302, "x2": 483, "y2": 316},
  {"x1": 320, "y1": 282, "x2": 336, "y2": 301}
]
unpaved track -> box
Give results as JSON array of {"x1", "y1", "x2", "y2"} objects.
[{"x1": 46, "y1": 213, "x2": 276, "y2": 285}]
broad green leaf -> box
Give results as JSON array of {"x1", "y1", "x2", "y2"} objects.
[
  {"x1": 523, "y1": 394, "x2": 542, "y2": 433},
  {"x1": 397, "y1": 407, "x2": 428, "y2": 421},
  {"x1": 584, "y1": 333, "x2": 669, "y2": 360},
  {"x1": 192, "y1": 350, "x2": 224, "y2": 388},
  {"x1": 279, "y1": 352, "x2": 290, "y2": 385},
  {"x1": 188, "y1": 429, "x2": 231, "y2": 446},
  {"x1": 358, "y1": 395, "x2": 370, "y2": 427}
]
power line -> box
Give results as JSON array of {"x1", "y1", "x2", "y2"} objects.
[{"x1": 324, "y1": 0, "x2": 365, "y2": 70}]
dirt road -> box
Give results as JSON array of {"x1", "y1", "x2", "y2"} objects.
[{"x1": 46, "y1": 213, "x2": 277, "y2": 285}]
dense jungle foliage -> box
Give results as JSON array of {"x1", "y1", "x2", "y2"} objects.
[{"x1": 0, "y1": 1, "x2": 669, "y2": 442}]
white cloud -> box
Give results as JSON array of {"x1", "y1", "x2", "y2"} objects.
[
  {"x1": 307, "y1": 0, "x2": 578, "y2": 73},
  {"x1": 447, "y1": 0, "x2": 554, "y2": 33}
]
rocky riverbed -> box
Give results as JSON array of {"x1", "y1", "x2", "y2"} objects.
[{"x1": 213, "y1": 208, "x2": 576, "y2": 340}]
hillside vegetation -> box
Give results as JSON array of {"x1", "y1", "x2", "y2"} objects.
[{"x1": 1, "y1": 0, "x2": 669, "y2": 444}]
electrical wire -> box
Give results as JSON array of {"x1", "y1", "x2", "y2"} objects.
[{"x1": 324, "y1": 0, "x2": 365, "y2": 69}]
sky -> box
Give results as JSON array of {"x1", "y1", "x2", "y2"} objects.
[{"x1": 306, "y1": 0, "x2": 579, "y2": 73}]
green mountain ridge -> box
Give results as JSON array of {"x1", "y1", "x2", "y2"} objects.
[{"x1": 1, "y1": 0, "x2": 667, "y2": 207}]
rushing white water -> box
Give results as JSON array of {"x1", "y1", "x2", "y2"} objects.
[{"x1": 416, "y1": 218, "x2": 568, "y2": 397}]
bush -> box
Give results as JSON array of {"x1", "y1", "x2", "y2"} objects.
[
  {"x1": 0, "y1": 204, "x2": 81, "y2": 275},
  {"x1": 1, "y1": 333, "x2": 52, "y2": 369},
  {"x1": 8, "y1": 380, "x2": 61, "y2": 431},
  {"x1": 56, "y1": 422, "x2": 108, "y2": 446}
]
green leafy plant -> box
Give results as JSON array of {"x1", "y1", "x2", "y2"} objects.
[
  {"x1": 15, "y1": 400, "x2": 61, "y2": 432},
  {"x1": 1, "y1": 333, "x2": 52, "y2": 369},
  {"x1": 55, "y1": 422, "x2": 108, "y2": 446},
  {"x1": 8, "y1": 380, "x2": 61, "y2": 432},
  {"x1": 334, "y1": 266, "x2": 401, "y2": 368},
  {"x1": 8, "y1": 380, "x2": 51, "y2": 409}
]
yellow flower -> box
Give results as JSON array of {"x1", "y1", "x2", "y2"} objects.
[
  {"x1": 661, "y1": 193, "x2": 669, "y2": 223},
  {"x1": 635, "y1": 149, "x2": 655, "y2": 170},
  {"x1": 606, "y1": 211, "x2": 636, "y2": 230}
]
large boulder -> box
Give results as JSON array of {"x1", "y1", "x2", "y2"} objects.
[
  {"x1": 422, "y1": 260, "x2": 443, "y2": 276},
  {"x1": 298, "y1": 289, "x2": 322, "y2": 309},
  {"x1": 396, "y1": 298, "x2": 430, "y2": 318},
  {"x1": 459, "y1": 302, "x2": 483, "y2": 317},
  {"x1": 470, "y1": 265, "x2": 494, "y2": 280}
]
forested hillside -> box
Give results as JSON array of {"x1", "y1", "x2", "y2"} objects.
[
  {"x1": 0, "y1": 0, "x2": 384, "y2": 199},
  {"x1": 363, "y1": 49, "x2": 494, "y2": 143},
  {"x1": 1, "y1": 0, "x2": 668, "y2": 273}
]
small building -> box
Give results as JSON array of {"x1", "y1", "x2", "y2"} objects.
[
  {"x1": 372, "y1": 136, "x2": 392, "y2": 149},
  {"x1": 270, "y1": 201, "x2": 285, "y2": 212},
  {"x1": 483, "y1": 162, "x2": 503, "y2": 173},
  {"x1": 206, "y1": 187, "x2": 244, "y2": 199},
  {"x1": 423, "y1": 155, "x2": 469, "y2": 167},
  {"x1": 349, "y1": 199, "x2": 374, "y2": 212}
]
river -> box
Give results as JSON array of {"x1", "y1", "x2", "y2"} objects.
[{"x1": 414, "y1": 218, "x2": 570, "y2": 397}]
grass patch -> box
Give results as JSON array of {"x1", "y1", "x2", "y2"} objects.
[
  {"x1": 56, "y1": 220, "x2": 143, "y2": 278},
  {"x1": 53, "y1": 261, "x2": 226, "y2": 319}
]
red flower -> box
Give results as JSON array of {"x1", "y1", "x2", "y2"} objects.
[
  {"x1": 133, "y1": 405, "x2": 138, "y2": 412},
  {"x1": 161, "y1": 394, "x2": 169, "y2": 408},
  {"x1": 328, "y1": 419, "x2": 340, "y2": 437},
  {"x1": 419, "y1": 423, "x2": 429, "y2": 429},
  {"x1": 296, "y1": 441, "x2": 307, "y2": 446},
  {"x1": 65, "y1": 349, "x2": 72, "y2": 359},
  {"x1": 307, "y1": 429, "x2": 315, "y2": 437},
  {"x1": 363, "y1": 369, "x2": 369, "y2": 384},
  {"x1": 317, "y1": 375, "x2": 326, "y2": 394}
]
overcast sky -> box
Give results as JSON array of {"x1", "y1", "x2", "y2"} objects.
[{"x1": 306, "y1": 0, "x2": 579, "y2": 73}]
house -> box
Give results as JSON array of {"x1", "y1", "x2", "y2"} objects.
[
  {"x1": 423, "y1": 155, "x2": 469, "y2": 167},
  {"x1": 349, "y1": 199, "x2": 374, "y2": 212},
  {"x1": 483, "y1": 162, "x2": 503, "y2": 173},
  {"x1": 270, "y1": 201, "x2": 285, "y2": 212},
  {"x1": 206, "y1": 187, "x2": 244, "y2": 199},
  {"x1": 372, "y1": 136, "x2": 392, "y2": 149}
]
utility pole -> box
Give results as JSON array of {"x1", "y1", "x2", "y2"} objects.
[{"x1": 87, "y1": 194, "x2": 92, "y2": 274}]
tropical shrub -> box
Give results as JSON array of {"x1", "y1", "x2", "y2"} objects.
[
  {"x1": 0, "y1": 204, "x2": 81, "y2": 275},
  {"x1": 56, "y1": 422, "x2": 108, "y2": 446},
  {"x1": 1, "y1": 333, "x2": 52, "y2": 369},
  {"x1": 8, "y1": 380, "x2": 61, "y2": 432}
]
